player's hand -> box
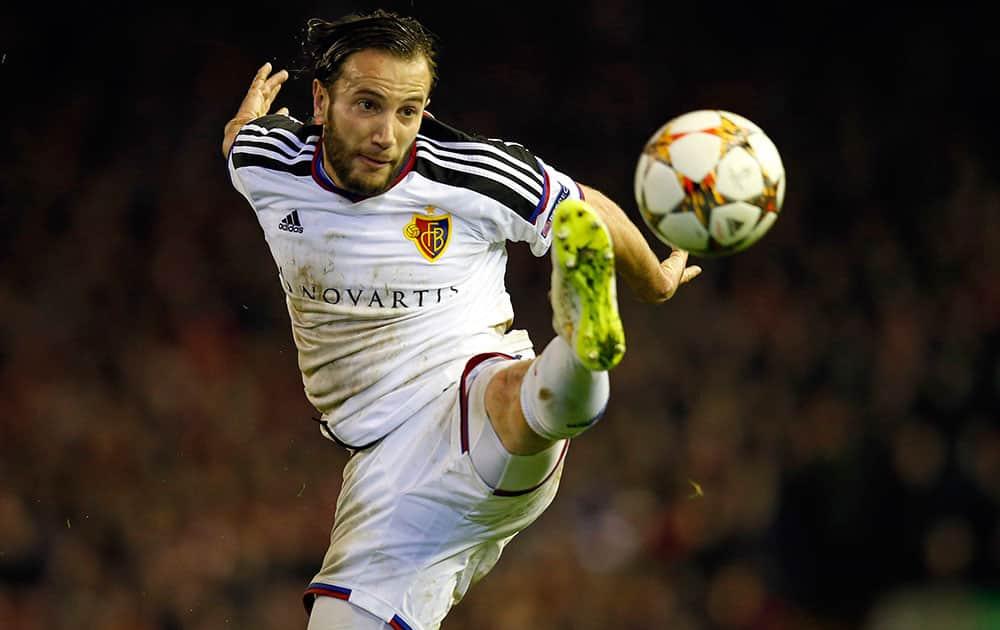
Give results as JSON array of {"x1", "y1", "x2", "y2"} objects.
[
  {"x1": 652, "y1": 248, "x2": 701, "y2": 302},
  {"x1": 221, "y1": 62, "x2": 290, "y2": 157},
  {"x1": 234, "y1": 62, "x2": 290, "y2": 122}
]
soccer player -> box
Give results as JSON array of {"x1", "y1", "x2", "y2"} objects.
[{"x1": 223, "y1": 10, "x2": 701, "y2": 630}]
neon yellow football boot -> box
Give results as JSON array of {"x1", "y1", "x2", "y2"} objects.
[{"x1": 550, "y1": 199, "x2": 626, "y2": 371}]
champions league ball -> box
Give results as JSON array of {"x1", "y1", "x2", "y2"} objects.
[{"x1": 634, "y1": 110, "x2": 785, "y2": 257}]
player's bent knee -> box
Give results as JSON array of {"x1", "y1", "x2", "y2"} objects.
[
  {"x1": 468, "y1": 358, "x2": 566, "y2": 493},
  {"x1": 484, "y1": 359, "x2": 553, "y2": 455}
]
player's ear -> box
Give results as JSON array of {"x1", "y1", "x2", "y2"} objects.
[{"x1": 312, "y1": 79, "x2": 329, "y2": 125}]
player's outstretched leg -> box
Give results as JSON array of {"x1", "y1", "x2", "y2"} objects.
[
  {"x1": 550, "y1": 198, "x2": 625, "y2": 371},
  {"x1": 514, "y1": 199, "x2": 621, "y2": 443}
]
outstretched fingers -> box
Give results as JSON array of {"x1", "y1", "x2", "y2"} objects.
[
  {"x1": 252, "y1": 62, "x2": 288, "y2": 108},
  {"x1": 680, "y1": 263, "x2": 703, "y2": 285},
  {"x1": 658, "y1": 248, "x2": 702, "y2": 300},
  {"x1": 662, "y1": 248, "x2": 702, "y2": 282},
  {"x1": 236, "y1": 63, "x2": 290, "y2": 121},
  {"x1": 248, "y1": 63, "x2": 277, "y2": 97},
  {"x1": 262, "y1": 68, "x2": 289, "y2": 99},
  {"x1": 223, "y1": 63, "x2": 291, "y2": 157},
  {"x1": 253, "y1": 62, "x2": 273, "y2": 84}
]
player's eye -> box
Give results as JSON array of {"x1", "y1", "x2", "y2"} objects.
[
  {"x1": 358, "y1": 99, "x2": 377, "y2": 112},
  {"x1": 401, "y1": 106, "x2": 418, "y2": 118}
]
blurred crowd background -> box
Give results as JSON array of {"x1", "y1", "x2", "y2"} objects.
[{"x1": 2, "y1": 2, "x2": 998, "y2": 628}]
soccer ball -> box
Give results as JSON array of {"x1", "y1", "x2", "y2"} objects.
[{"x1": 634, "y1": 110, "x2": 785, "y2": 257}]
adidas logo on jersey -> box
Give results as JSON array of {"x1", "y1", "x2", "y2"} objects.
[{"x1": 278, "y1": 210, "x2": 304, "y2": 233}]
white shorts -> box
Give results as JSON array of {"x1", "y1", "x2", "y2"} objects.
[{"x1": 304, "y1": 344, "x2": 568, "y2": 630}]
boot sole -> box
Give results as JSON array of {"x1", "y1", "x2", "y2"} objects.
[{"x1": 552, "y1": 199, "x2": 626, "y2": 371}]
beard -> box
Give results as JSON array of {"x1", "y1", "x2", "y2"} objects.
[{"x1": 321, "y1": 119, "x2": 401, "y2": 196}]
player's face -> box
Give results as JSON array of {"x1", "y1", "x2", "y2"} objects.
[{"x1": 314, "y1": 49, "x2": 431, "y2": 196}]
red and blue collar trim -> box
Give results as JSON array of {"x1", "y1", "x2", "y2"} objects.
[{"x1": 310, "y1": 139, "x2": 417, "y2": 202}]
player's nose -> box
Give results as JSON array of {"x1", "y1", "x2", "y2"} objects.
[{"x1": 371, "y1": 114, "x2": 396, "y2": 149}]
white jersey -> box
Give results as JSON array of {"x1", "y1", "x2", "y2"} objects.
[{"x1": 228, "y1": 113, "x2": 581, "y2": 447}]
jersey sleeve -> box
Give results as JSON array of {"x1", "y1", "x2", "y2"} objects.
[
  {"x1": 413, "y1": 116, "x2": 584, "y2": 257},
  {"x1": 522, "y1": 158, "x2": 584, "y2": 257},
  {"x1": 226, "y1": 114, "x2": 320, "y2": 209}
]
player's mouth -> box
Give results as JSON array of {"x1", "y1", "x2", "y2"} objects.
[{"x1": 358, "y1": 154, "x2": 392, "y2": 169}]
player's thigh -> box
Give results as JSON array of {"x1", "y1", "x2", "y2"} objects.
[
  {"x1": 307, "y1": 595, "x2": 391, "y2": 630},
  {"x1": 483, "y1": 358, "x2": 555, "y2": 455}
]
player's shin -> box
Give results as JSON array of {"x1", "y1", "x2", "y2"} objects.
[{"x1": 520, "y1": 335, "x2": 610, "y2": 441}]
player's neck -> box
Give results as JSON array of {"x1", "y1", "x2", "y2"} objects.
[{"x1": 316, "y1": 142, "x2": 415, "y2": 200}]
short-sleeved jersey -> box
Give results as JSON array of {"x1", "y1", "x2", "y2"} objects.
[{"x1": 228, "y1": 113, "x2": 582, "y2": 447}]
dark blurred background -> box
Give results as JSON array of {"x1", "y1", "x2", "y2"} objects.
[{"x1": 2, "y1": 2, "x2": 998, "y2": 628}]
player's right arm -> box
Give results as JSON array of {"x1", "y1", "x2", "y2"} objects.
[
  {"x1": 580, "y1": 184, "x2": 701, "y2": 304},
  {"x1": 221, "y1": 62, "x2": 290, "y2": 158}
]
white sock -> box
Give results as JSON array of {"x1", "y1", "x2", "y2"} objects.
[{"x1": 520, "y1": 336, "x2": 610, "y2": 440}]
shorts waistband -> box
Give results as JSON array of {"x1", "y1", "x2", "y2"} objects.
[{"x1": 304, "y1": 583, "x2": 417, "y2": 630}]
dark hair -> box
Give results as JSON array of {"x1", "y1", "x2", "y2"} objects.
[{"x1": 301, "y1": 10, "x2": 439, "y2": 91}]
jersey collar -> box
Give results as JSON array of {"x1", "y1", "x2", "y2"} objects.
[{"x1": 310, "y1": 139, "x2": 417, "y2": 202}]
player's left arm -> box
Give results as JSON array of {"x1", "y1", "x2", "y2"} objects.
[{"x1": 579, "y1": 184, "x2": 701, "y2": 304}]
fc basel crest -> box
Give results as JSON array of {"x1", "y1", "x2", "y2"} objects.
[{"x1": 404, "y1": 207, "x2": 451, "y2": 261}]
